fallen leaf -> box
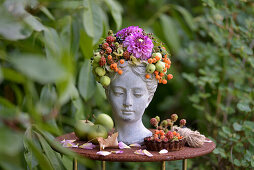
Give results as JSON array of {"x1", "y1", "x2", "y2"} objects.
[{"x1": 97, "y1": 132, "x2": 119, "y2": 150}]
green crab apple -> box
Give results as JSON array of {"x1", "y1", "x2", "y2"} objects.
[
  {"x1": 152, "y1": 53, "x2": 162, "y2": 59},
  {"x1": 87, "y1": 125, "x2": 108, "y2": 144},
  {"x1": 74, "y1": 120, "x2": 94, "y2": 140},
  {"x1": 100, "y1": 76, "x2": 110, "y2": 86},
  {"x1": 95, "y1": 67, "x2": 106, "y2": 76},
  {"x1": 146, "y1": 64, "x2": 156, "y2": 73},
  {"x1": 95, "y1": 113, "x2": 114, "y2": 132},
  {"x1": 155, "y1": 61, "x2": 165, "y2": 72}
]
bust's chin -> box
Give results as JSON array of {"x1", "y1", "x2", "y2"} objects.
[{"x1": 118, "y1": 128, "x2": 152, "y2": 145}]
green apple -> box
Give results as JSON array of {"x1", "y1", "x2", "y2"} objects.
[
  {"x1": 152, "y1": 53, "x2": 162, "y2": 59},
  {"x1": 146, "y1": 64, "x2": 156, "y2": 73},
  {"x1": 155, "y1": 61, "x2": 165, "y2": 72},
  {"x1": 93, "y1": 52, "x2": 101, "y2": 62},
  {"x1": 94, "y1": 113, "x2": 114, "y2": 132},
  {"x1": 87, "y1": 125, "x2": 108, "y2": 144},
  {"x1": 100, "y1": 76, "x2": 110, "y2": 86},
  {"x1": 95, "y1": 67, "x2": 106, "y2": 76},
  {"x1": 74, "y1": 120, "x2": 94, "y2": 140}
]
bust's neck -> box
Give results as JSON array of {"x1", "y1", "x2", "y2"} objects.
[{"x1": 115, "y1": 119, "x2": 152, "y2": 145}]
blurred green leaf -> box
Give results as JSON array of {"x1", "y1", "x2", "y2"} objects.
[
  {"x1": 237, "y1": 103, "x2": 251, "y2": 113},
  {"x1": 24, "y1": 15, "x2": 45, "y2": 32},
  {"x1": 173, "y1": 5, "x2": 196, "y2": 31},
  {"x1": 82, "y1": 0, "x2": 103, "y2": 44},
  {"x1": 233, "y1": 122, "x2": 242, "y2": 132},
  {"x1": 104, "y1": 0, "x2": 122, "y2": 30},
  {"x1": 80, "y1": 29, "x2": 93, "y2": 59},
  {"x1": 78, "y1": 60, "x2": 96, "y2": 101},
  {"x1": 0, "y1": 128, "x2": 23, "y2": 156},
  {"x1": 10, "y1": 54, "x2": 68, "y2": 84},
  {"x1": 160, "y1": 14, "x2": 180, "y2": 53},
  {"x1": 26, "y1": 139, "x2": 54, "y2": 170},
  {"x1": 35, "y1": 132, "x2": 64, "y2": 170}
]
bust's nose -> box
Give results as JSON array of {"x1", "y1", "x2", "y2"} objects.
[{"x1": 123, "y1": 92, "x2": 133, "y2": 107}]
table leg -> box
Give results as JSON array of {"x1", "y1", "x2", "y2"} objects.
[
  {"x1": 182, "y1": 159, "x2": 187, "y2": 170},
  {"x1": 101, "y1": 161, "x2": 106, "y2": 170},
  {"x1": 161, "y1": 161, "x2": 166, "y2": 170},
  {"x1": 73, "y1": 158, "x2": 77, "y2": 170}
]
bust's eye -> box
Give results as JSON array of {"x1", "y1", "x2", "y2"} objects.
[
  {"x1": 114, "y1": 92, "x2": 124, "y2": 96},
  {"x1": 134, "y1": 93, "x2": 142, "y2": 98},
  {"x1": 113, "y1": 90, "x2": 124, "y2": 96}
]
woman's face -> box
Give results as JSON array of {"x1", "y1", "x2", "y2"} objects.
[{"x1": 108, "y1": 70, "x2": 150, "y2": 122}]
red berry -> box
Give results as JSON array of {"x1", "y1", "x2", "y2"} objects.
[
  {"x1": 123, "y1": 51, "x2": 130, "y2": 60},
  {"x1": 106, "y1": 36, "x2": 115, "y2": 43},
  {"x1": 165, "y1": 131, "x2": 174, "y2": 139},
  {"x1": 150, "y1": 118, "x2": 158, "y2": 127},
  {"x1": 99, "y1": 56, "x2": 106, "y2": 66},
  {"x1": 106, "y1": 47, "x2": 112, "y2": 54},
  {"x1": 163, "y1": 137, "x2": 168, "y2": 142},
  {"x1": 102, "y1": 43, "x2": 109, "y2": 49}
]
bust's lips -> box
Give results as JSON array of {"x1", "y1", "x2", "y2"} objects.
[{"x1": 122, "y1": 110, "x2": 134, "y2": 115}]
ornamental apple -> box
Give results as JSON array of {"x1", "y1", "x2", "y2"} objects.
[{"x1": 94, "y1": 113, "x2": 114, "y2": 132}]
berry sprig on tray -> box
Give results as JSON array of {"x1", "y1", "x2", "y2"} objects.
[
  {"x1": 148, "y1": 114, "x2": 186, "y2": 142},
  {"x1": 91, "y1": 26, "x2": 173, "y2": 86}
]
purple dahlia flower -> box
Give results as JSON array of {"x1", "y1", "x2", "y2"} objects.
[
  {"x1": 123, "y1": 32, "x2": 153, "y2": 60},
  {"x1": 116, "y1": 26, "x2": 143, "y2": 39}
]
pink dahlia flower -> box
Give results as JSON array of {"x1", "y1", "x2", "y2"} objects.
[
  {"x1": 116, "y1": 26, "x2": 143, "y2": 39},
  {"x1": 123, "y1": 32, "x2": 153, "y2": 60}
]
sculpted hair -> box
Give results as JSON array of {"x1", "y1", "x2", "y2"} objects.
[{"x1": 105, "y1": 61, "x2": 158, "y2": 100}]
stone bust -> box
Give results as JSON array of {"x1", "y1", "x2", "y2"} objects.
[{"x1": 105, "y1": 61, "x2": 158, "y2": 144}]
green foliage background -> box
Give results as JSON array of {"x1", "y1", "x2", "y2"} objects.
[{"x1": 0, "y1": 0, "x2": 253, "y2": 169}]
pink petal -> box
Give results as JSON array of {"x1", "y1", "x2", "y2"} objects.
[
  {"x1": 118, "y1": 142, "x2": 130, "y2": 149},
  {"x1": 159, "y1": 149, "x2": 168, "y2": 154},
  {"x1": 96, "y1": 151, "x2": 111, "y2": 156},
  {"x1": 143, "y1": 150, "x2": 153, "y2": 157},
  {"x1": 129, "y1": 143, "x2": 141, "y2": 147},
  {"x1": 79, "y1": 143, "x2": 96, "y2": 149},
  {"x1": 204, "y1": 140, "x2": 212, "y2": 143},
  {"x1": 111, "y1": 150, "x2": 124, "y2": 154},
  {"x1": 134, "y1": 149, "x2": 145, "y2": 155},
  {"x1": 61, "y1": 139, "x2": 78, "y2": 148}
]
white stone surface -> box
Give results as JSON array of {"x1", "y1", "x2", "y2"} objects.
[{"x1": 106, "y1": 62, "x2": 157, "y2": 144}]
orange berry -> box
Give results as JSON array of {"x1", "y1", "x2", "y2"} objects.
[
  {"x1": 159, "y1": 72, "x2": 164, "y2": 77},
  {"x1": 160, "y1": 135, "x2": 165, "y2": 140},
  {"x1": 145, "y1": 74, "x2": 150, "y2": 79},
  {"x1": 162, "y1": 79, "x2": 167, "y2": 84},
  {"x1": 155, "y1": 130, "x2": 160, "y2": 134},
  {"x1": 173, "y1": 131, "x2": 177, "y2": 136},
  {"x1": 167, "y1": 59, "x2": 171, "y2": 65},
  {"x1": 153, "y1": 58, "x2": 157, "y2": 63},
  {"x1": 163, "y1": 68, "x2": 167, "y2": 72},
  {"x1": 164, "y1": 54, "x2": 168, "y2": 58},
  {"x1": 115, "y1": 67, "x2": 119, "y2": 72},
  {"x1": 178, "y1": 136, "x2": 181, "y2": 140},
  {"x1": 154, "y1": 71, "x2": 159, "y2": 75},
  {"x1": 108, "y1": 55, "x2": 112, "y2": 60},
  {"x1": 155, "y1": 56, "x2": 160, "y2": 61},
  {"x1": 159, "y1": 130, "x2": 164, "y2": 136},
  {"x1": 167, "y1": 74, "x2": 173, "y2": 80},
  {"x1": 120, "y1": 59, "x2": 124, "y2": 64},
  {"x1": 112, "y1": 63, "x2": 117, "y2": 68},
  {"x1": 159, "y1": 77, "x2": 162, "y2": 83},
  {"x1": 155, "y1": 75, "x2": 160, "y2": 80},
  {"x1": 148, "y1": 58, "x2": 153, "y2": 64},
  {"x1": 162, "y1": 47, "x2": 166, "y2": 50},
  {"x1": 154, "y1": 134, "x2": 159, "y2": 138},
  {"x1": 118, "y1": 69, "x2": 123, "y2": 75}
]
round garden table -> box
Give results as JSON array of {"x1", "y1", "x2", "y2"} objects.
[{"x1": 56, "y1": 132, "x2": 215, "y2": 170}]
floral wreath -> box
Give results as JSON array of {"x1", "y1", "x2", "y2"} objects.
[{"x1": 91, "y1": 26, "x2": 173, "y2": 87}]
